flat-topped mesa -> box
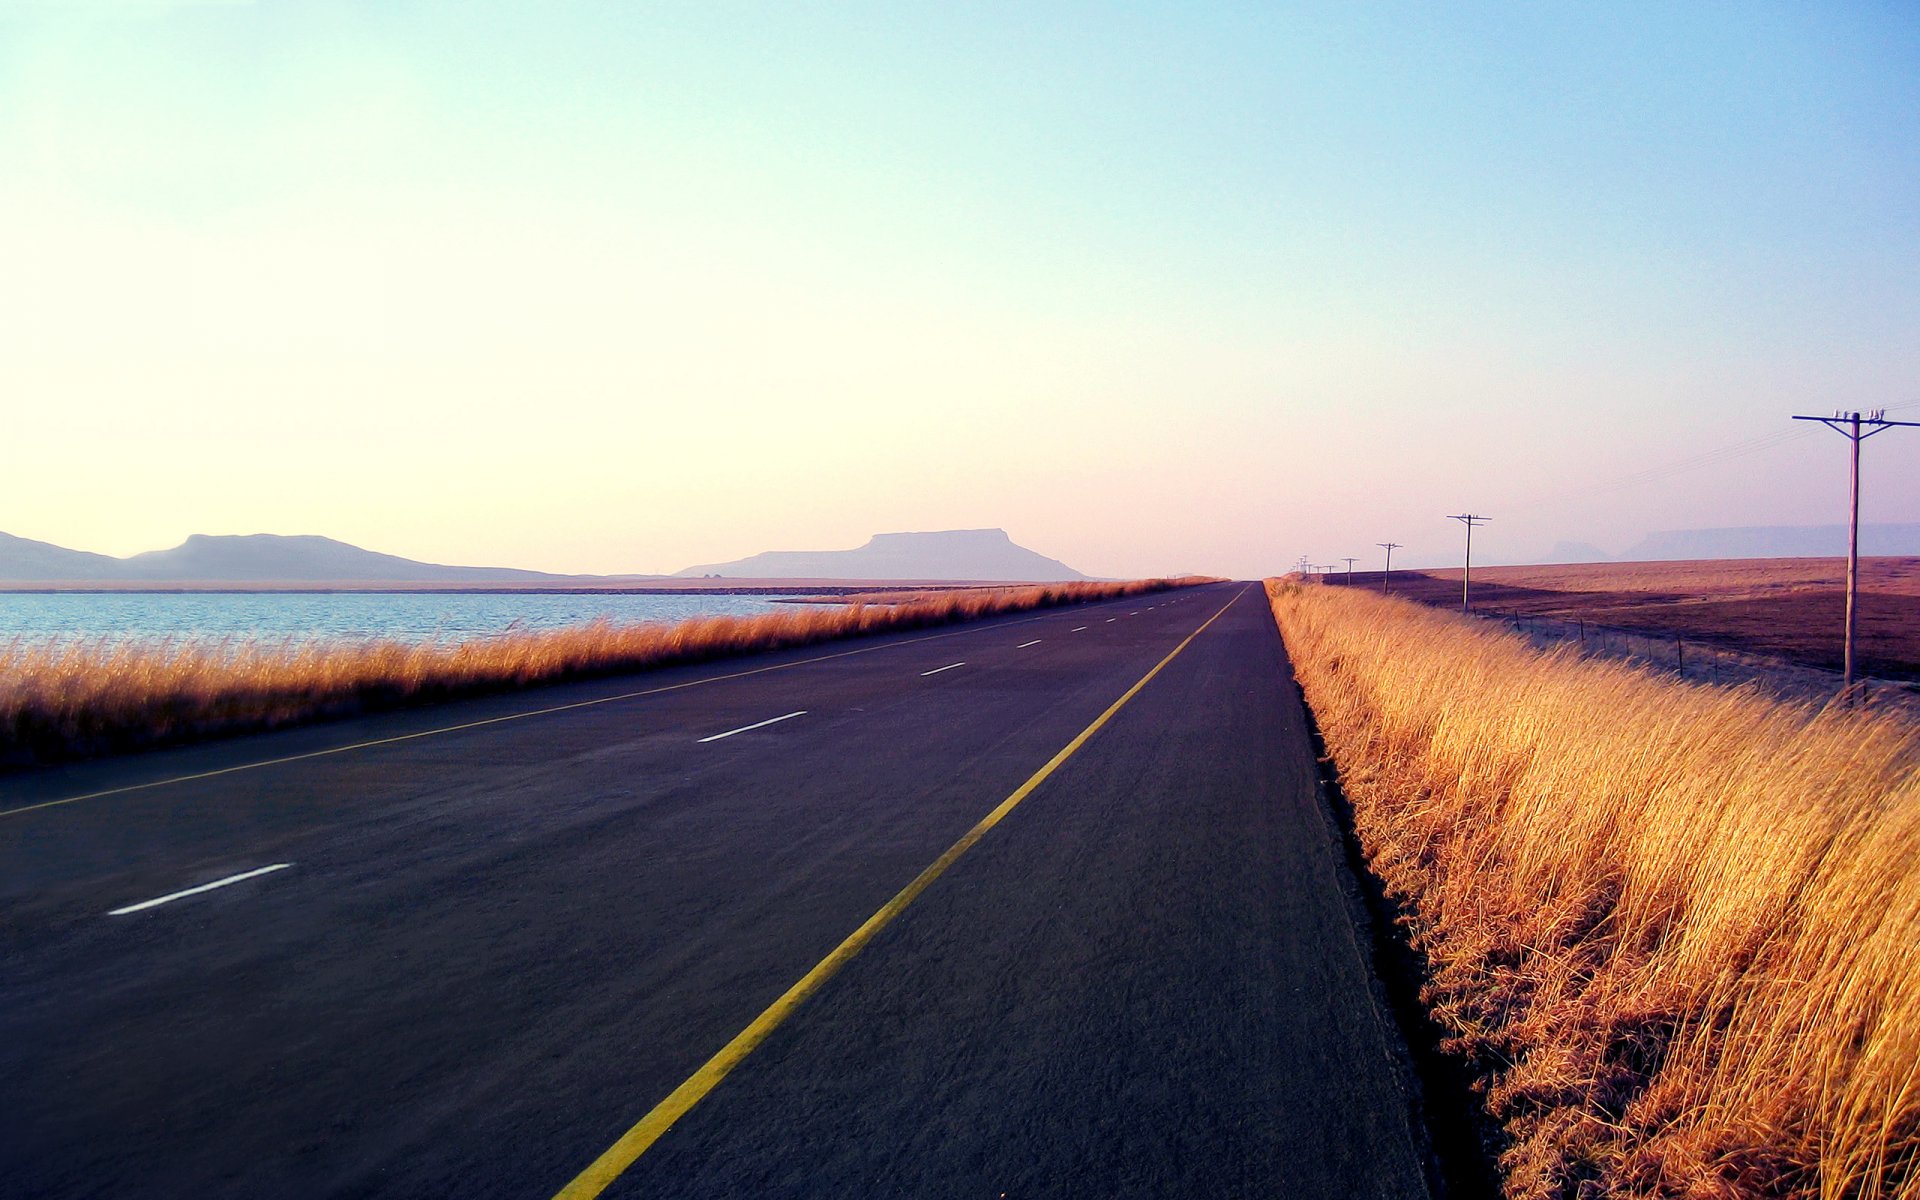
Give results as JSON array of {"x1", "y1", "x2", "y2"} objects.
[
  {"x1": 864, "y1": 528, "x2": 1011, "y2": 549},
  {"x1": 674, "y1": 528, "x2": 1090, "y2": 582}
]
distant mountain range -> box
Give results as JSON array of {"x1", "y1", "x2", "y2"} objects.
[
  {"x1": 674, "y1": 529, "x2": 1088, "y2": 581},
  {"x1": 0, "y1": 532, "x2": 589, "y2": 585},
  {"x1": 1544, "y1": 524, "x2": 1920, "y2": 564},
  {"x1": 0, "y1": 527, "x2": 1091, "y2": 585}
]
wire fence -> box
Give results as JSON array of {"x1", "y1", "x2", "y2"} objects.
[{"x1": 1471, "y1": 607, "x2": 1920, "y2": 714}]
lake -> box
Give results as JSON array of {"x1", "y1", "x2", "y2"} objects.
[{"x1": 0, "y1": 591, "x2": 817, "y2": 647}]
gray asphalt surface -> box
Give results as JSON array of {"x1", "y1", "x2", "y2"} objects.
[{"x1": 0, "y1": 583, "x2": 1432, "y2": 1198}]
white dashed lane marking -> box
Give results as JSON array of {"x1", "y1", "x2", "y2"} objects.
[
  {"x1": 109, "y1": 864, "x2": 293, "y2": 917},
  {"x1": 698, "y1": 711, "x2": 808, "y2": 743}
]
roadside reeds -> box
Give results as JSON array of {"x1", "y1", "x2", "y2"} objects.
[
  {"x1": 0, "y1": 578, "x2": 1210, "y2": 768},
  {"x1": 1265, "y1": 579, "x2": 1920, "y2": 1199}
]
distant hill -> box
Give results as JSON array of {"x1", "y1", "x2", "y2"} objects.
[
  {"x1": 113, "y1": 534, "x2": 570, "y2": 583},
  {"x1": 0, "y1": 527, "x2": 1094, "y2": 587},
  {"x1": 675, "y1": 529, "x2": 1089, "y2": 581},
  {"x1": 0, "y1": 532, "x2": 590, "y2": 585},
  {"x1": 0, "y1": 531, "x2": 126, "y2": 581},
  {"x1": 1620, "y1": 524, "x2": 1920, "y2": 561}
]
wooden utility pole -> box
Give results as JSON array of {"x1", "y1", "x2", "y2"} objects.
[
  {"x1": 1447, "y1": 514, "x2": 1490, "y2": 613},
  {"x1": 1377, "y1": 542, "x2": 1401, "y2": 594},
  {"x1": 1342, "y1": 557, "x2": 1358, "y2": 585},
  {"x1": 1791, "y1": 409, "x2": 1917, "y2": 697}
]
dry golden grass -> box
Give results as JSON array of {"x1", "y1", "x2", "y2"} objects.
[
  {"x1": 769, "y1": 587, "x2": 991, "y2": 606},
  {"x1": 1265, "y1": 579, "x2": 1920, "y2": 1199},
  {"x1": 0, "y1": 578, "x2": 1211, "y2": 768}
]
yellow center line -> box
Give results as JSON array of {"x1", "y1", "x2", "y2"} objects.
[
  {"x1": 551, "y1": 585, "x2": 1246, "y2": 1200},
  {"x1": 0, "y1": 598, "x2": 1157, "y2": 822}
]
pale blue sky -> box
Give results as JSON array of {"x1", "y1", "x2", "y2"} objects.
[{"x1": 3, "y1": 1, "x2": 1915, "y2": 576}]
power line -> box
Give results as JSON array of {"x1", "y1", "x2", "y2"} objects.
[
  {"x1": 1588, "y1": 428, "x2": 1811, "y2": 495},
  {"x1": 1529, "y1": 400, "x2": 1920, "y2": 506}
]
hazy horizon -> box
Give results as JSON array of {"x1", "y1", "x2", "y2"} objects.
[
  {"x1": 9, "y1": 520, "x2": 1920, "y2": 582},
  {"x1": 4, "y1": 2, "x2": 1916, "y2": 579}
]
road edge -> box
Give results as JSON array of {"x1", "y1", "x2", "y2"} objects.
[{"x1": 1274, "y1": 626, "x2": 1504, "y2": 1200}]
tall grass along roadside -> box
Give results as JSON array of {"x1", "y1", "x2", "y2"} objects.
[
  {"x1": 0, "y1": 578, "x2": 1211, "y2": 769},
  {"x1": 1265, "y1": 579, "x2": 1920, "y2": 1200}
]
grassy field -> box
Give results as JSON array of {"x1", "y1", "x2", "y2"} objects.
[
  {"x1": 1267, "y1": 579, "x2": 1920, "y2": 1199},
  {"x1": 1337, "y1": 557, "x2": 1920, "y2": 680},
  {"x1": 0, "y1": 578, "x2": 1209, "y2": 769}
]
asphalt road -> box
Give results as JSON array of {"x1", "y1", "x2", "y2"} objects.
[{"x1": 0, "y1": 582, "x2": 1433, "y2": 1199}]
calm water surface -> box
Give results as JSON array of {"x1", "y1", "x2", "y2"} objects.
[{"x1": 0, "y1": 592, "x2": 816, "y2": 646}]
